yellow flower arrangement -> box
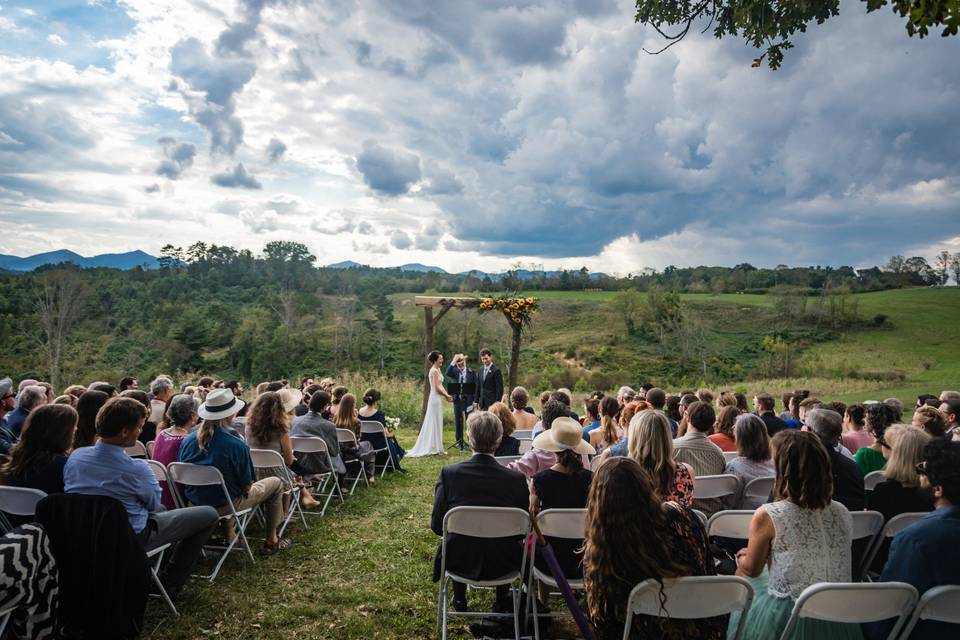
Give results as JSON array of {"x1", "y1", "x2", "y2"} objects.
[{"x1": 475, "y1": 293, "x2": 539, "y2": 329}]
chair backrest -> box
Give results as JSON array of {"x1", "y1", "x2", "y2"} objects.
[
  {"x1": 0, "y1": 486, "x2": 48, "y2": 517},
  {"x1": 513, "y1": 430, "x2": 533, "y2": 440},
  {"x1": 443, "y1": 506, "x2": 531, "y2": 539},
  {"x1": 723, "y1": 451, "x2": 738, "y2": 463},
  {"x1": 336, "y1": 428, "x2": 358, "y2": 445},
  {"x1": 146, "y1": 440, "x2": 155, "y2": 458},
  {"x1": 359, "y1": 420, "x2": 385, "y2": 435},
  {"x1": 707, "y1": 510, "x2": 754, "y2": 540},
  {"x1": 518, "y1": 439, "x2": 533, "y2": 454},
  {"x1": 124, "y1": 440, "x2": 148, "y2": 458},
  {"x1": 693, "y1": 474, "x2": 740, "y2": 499},
  {"x1": 691, "y1": 509, "x2": 708, "y2": 529},
  {"x1": 626, "y1": 576, "x2": 754, "y2": 640},
  {"x1": 781, "y1": 582, "x2": 918, "y2": 640},
  {"x1": 145, "y1": 459, "x2": 170, "y2": 484},
  {"x1": 495, "y1": 455, "x2": 521, "y2": 467},
  {"x1": 291, "y1": 436, "x2": 328, "y2": 454},
  {"x1": 864, "y1": 470, "x2": 886, "y2": 491},
  {"x1": 743, "y1": 476, "x2": 775, "y2": 501},
  {"x1": 249, "y1": 448, "x2": 286, "y2": 469},
  {"x1": 167, "y1": 461, "x2": 226, "y2": 487},
  {"x1": 900, "y1": 584, "x2": 960, "y2": 638},
  {"x1": 850, "y1": 510, "x2": 884, "y2": 541},
  {"x1": 884, "y1": 512, "x2": 927, "y2": 538},
  {"x1": 535, "y1": 508, "x2": 586, "y2": 540}
]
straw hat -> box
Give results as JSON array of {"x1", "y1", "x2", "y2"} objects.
[
  {"x1": 198, "y1": 388, "x2": 245, "y2": 421},
  {"x1": 531, "y1": 417, "x2": 595, "y2": 455},
  {"x1": 278, "y1": 388, "x2": 303, "y2": 414}
]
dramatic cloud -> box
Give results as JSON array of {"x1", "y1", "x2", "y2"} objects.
[
  {"x1": 389, "y1": 229, "x2": 414, "y2": 249},
  {"x1": 355, "y1": 141, "x2": 421, "y2": 196},
  {"x1": 211, "y1": 163, "x2": 262, "y2": 189},
  {"x1": 155, "y1": 137, "x2": 197, "y2": 180}
]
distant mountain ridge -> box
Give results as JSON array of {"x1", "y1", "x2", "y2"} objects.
[{"x1": 0, "y1": 250, "x2": 160, "y2": 272}]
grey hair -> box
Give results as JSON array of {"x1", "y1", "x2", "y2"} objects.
[
  {"x1": 18, "y1": 385, "x2": 47, "y2": 411},
  {"x1": 806, "y1": 408, "x2": 842, "y2": 447},
  {"x1": 150, "y1": 375, "x2": 174, "y2": 396},
  {"x1": 166, "y1": 394, "x2": 198, "y2": 427},
  {"x1": 617, "y1": 386, "x2": 636, "y2": 400},
  {"x1": 883, "y1": 397, "x2": 904, "y2": 415},
  {"x1": 467, "y1": 411, "x2": 502, "y2": 454},
  {"x1": 940, "y1": 390, "x2": 960, "y2": 402}
]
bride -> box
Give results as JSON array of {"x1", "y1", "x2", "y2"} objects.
[{"x1": 407, "y1": 350, "x2": 452, "y2": 457}]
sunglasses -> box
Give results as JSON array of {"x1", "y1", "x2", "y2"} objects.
[{"x1": 915, "y1": 461, "x2": 927, "y2": 476}]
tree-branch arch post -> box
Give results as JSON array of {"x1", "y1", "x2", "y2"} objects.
[{"x1": 414, "y1": 295, "x2": 539, "y2": 422}]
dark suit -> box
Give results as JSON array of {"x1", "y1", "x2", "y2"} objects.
[
  {"x1": 431, "y1": 454, "x2": 529, "y2": 606},
  {"x1": 760, "y1": 411, "x2": 788, "y2": 437},
  {"x1": 829, "y1": 447, "x2": 865, "y2": 512},
  {"x1": 445, "y1": 364, "x2": 477, "y2": 448},
  {"x1": 478, "y1": 364, "x2": 504, "y2": 410}
]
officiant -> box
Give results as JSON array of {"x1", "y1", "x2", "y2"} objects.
[{"x1": 445, "y1": 354, "x2": 476, "y2": 451}]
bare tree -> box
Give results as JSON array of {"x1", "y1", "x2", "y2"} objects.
[
  {"x1": 952, "y1": 252, "x2": 960, "y2": 286},
  {"x1": 934, "y1": 250, "x2": 951, "y2": 286},
  {"x1": 34, "y1": 270, "x2": 88, "y2": 390}
]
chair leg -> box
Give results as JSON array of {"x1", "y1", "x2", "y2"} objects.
[
  {"x1": 440, "y1": 578, "x2": 449, "y2": 640},
  {"x1": 512, "y1": 583, "x2": 521, "y2": 640},
  {"x1": 151, "y1": 568, "x2": 179, "y2": 616},
  {"x1": 531, "y1": 578, "x2": 541, "y2": 640}
]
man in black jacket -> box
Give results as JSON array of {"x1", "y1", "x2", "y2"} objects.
[
  {"x1": 445, "y1": 354, "x2": 476, "y2": 450},
  {"x1": 476, "y1": 348, "x2": 504, "y2": 410},
  {"x1": 754, "y1": 392, "x2": 789, "y2": 437},
  {"x1": 431, "y1": 411, "x2": 528, "y2": 613},
  {"x1": 806, "y1": 408, "x2": 865, "y2": 511}
]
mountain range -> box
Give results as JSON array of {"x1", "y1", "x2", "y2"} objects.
[{"x1": 0, "y1": 250, "x2": 160, "y2": 272}]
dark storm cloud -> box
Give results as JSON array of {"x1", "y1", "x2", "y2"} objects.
[
  {"x1": 355, "y1": 141, "x2": 421, "y2": 196},
  {"x1": 211, "y1": 163, "x2": 262, "y2": 189}
]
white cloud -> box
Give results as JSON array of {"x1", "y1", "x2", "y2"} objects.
[{"x1": 47, "y1": 34, "x2": 66, "y2": 46}]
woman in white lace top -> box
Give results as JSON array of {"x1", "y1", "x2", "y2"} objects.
[{"x1": 729, "y1": 430, "x2": 862, "y2": 640}]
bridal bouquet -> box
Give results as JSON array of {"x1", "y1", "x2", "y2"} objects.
[{"x1": 385, "y1": 416, "x2": 401, "y2": 430}]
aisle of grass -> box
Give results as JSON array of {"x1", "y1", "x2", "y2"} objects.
[{"x1": 143, "y1": 429, "x2": 465, "y2": 640}]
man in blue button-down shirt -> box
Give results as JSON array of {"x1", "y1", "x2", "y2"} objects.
[{"x1": 65, "y1": 397, "x2": 217, "y2": 601}]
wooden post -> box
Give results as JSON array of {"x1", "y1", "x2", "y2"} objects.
[{"x1": 508, "y1": 321, "x2": 521, "y2": 392}]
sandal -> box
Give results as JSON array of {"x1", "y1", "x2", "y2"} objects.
[{"x1": 262, "y1": 537, "x2": 292, "y2": 556}]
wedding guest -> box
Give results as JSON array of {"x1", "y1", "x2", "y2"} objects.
[
  {"x1": 725, "y1": 413, "x2": 775, "y2": 510},
  {"x1": 0, "y1": 404, "x2": 77, "y2": 512},
  {"x1": 508, "y1": 401, "x2": 579, "y2": 477},
  {"x1": 868, "y1": 425, "x2": 934, "y2": 522},
  {"x1": 335, "y1": 393, "x2": 377, "y2": 482},
  {"x1": 291, "y1": 390, "x2": 345, "y2": 477},
  {"x1": 645, "y1": 388, "x2": 677, "y2": 435},
  {"x1": 674, "y1": 401, "x2": 725, "y2": 515},
  {"x1": 510, "y1": 387, "x2": 538, "y2": 429},
  {"x1": 489, "y1": 402, "x2": 520, "y2": 457},
  {"x1": 6, "y1": 385, "x2": 47, "y2": 440},
  {"x1": 152, "y1": 394, "x2": 198, "y2": 509},
  {"x1": 753, "y1": 392, "x2": 788, "y2": 437},
  {"x1": 940, "y1": 399, "x2": 960, "y2": 438},
  {"x1": 120, "y1": 389, "x2": 156, "y2": 444},
  {"x1": 581, "y1": 399, "x2": 601, "y2": 441},
  {"x1": 805, "y1": 408, "x2": 864, "y2": 511},
  {"x1": 584, "y1": 457, "x2": 722, "y2": 640},
  {"x1": 627, "y1": 409, "x2": 695, "y2": 506},
  {"x1": 911, "y1": 405, "x2": 947, "y2": 438},
  {"x1": 358, "y1": 387, "x2": 406, "y2": 472},
  {"x1": 708, "y1": 405, "x2": 738, "y2": 452},
  {"x1": 149, "y1": 375, "x2": 174, "y2": 425},
  {"x1": 328, "y1": 385, "x2": 349, "y2": 420},
  {"x1": 840, "y1": 403, "x2": 873, "y2": 453},
  {"x1": 73, "y1": 390, "x2": 109, "y2": 449},
  {"x1": 588, "y1": 396, "x2": 622, "y2": 454},
  {"x1": 63, "y1": 384, "x2": 87, "y2": 401},
  {"x1": 854, "y1": 403, "x2": 890, "y2": 475}
]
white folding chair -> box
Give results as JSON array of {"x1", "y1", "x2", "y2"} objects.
[
  {"x1": 707, "y1": 510, "x2": 755, "y2": 541},
  {"x1": 863, "y1": 470, "x2": 886, "y2": 491},
  {"x1": 743, "y1": 476, "x2": 775, "y2": 504},
  {"x1": 518, "y1": 439, "x2": 533, "y2": 455},
  {"x1": 513, "y1": 430, "x2": 533, "y2": 440},
  {"x1": 898, "y1": 585, "x2": 960, "y2": 639},
  {"x1": 861, "y1": 512, "x2": 929, "y2": 578},
  {"x1": 249, "y1": 448, "x2": 308, "y2": 537},
  {"x1": 146, "y1": 440, "x2": 156, "y2": 458},
  {"x1": 495, "y1": 455, "x2": 522, "y2": 467},
  {"x1": 360, "y1": 420, "x2": 397, "y2": 478},
  {"x1": 438, "y1": 506, "x2": 531, "y2": 640},
  {"x1": 0, "y1": 486, "x2": 47, "y2": 533},
  {"x1": 528, "y1": 509, "x2": 587, "y2": 640},
  {"x1": 336, "y1": 429, "x2": 370, "y2": 495},
  {"x1": 693, "y1": 474, "x2": 740, "y2": 500},
  {"x1": 145, "y1": 543, "x2": 178, "y2": 616},
  {"x1": 723, "y1": 451, "x2": 738, "y2": 463},
  {"x1": 691, "y1": 509, "x2": 708, "y2": 529},
  {"x1": 124, "y1": 440, "x2": 148, "y2": 458},
  {"x1": 146, "y1": 459, "x2": 182, "y2": 509},
  {"x1": 850, "y1": 510, "x2": 884, "y2": 580},
  {"x1": 623, "y1": 576, "x2": 754, "y2": 640},
  {"x1": 779, "y1": 582, "x2": 917, "y2": 640},
  {"x1": 291, "y1": 436, "x2": 343, "y2": 516},
  {"x1": 166, "y1": 462, "x2": 256, "y2": 581}
]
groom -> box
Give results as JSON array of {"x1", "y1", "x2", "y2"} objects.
[
  {"x1": 445, "y1": 354, "x2": 476, "y2": 451},
  {"x1": 477, "y1": 348, "x2": 504, "y2": 411}
]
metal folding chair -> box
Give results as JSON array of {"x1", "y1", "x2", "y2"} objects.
[
  {"x1": 249, "y1": 448, "x2": 308, "y2": 537},
  {"x1": 850, "y1": 510, "x2": 884, "y2": 580},
  {"x1": 861, "y1": 512, "x2": 929, "y2": 578},
  {"x1": 707, "y1": 510, "x2": 755, "y2": 541},
  {"x1": 438, "y1": 506, "x2": 531, "y2": 640},
  {"x1": 624, "y1": 576, "x2": 754, "y2": 640},
  {"x1": 495, "y1": 455, "x2": 522, "y2": 467},
  {"x1": 360, "y1": 420, "x2": 397, "y2": 478},
  {"x1": 898, "y1": 585, "x2": 960, "y2": 639},
  {"x1": 513, "y1": 430, "x2": 533, "y2": 440},
  {"x1": 166, "y1": 462, "x2": 256, "y2": 581},
  {"x1": 693, "y1": 474, "x2": 740, "y2": 500},
  {"x1": 527, "y1": 509, "x2": 587, "y2": 640},
  {"x1": 518, "y1": 439, "x2": 533, "y2": 455},
  {"x1": 124, "y1": 440, "x2": 148, "y2": 458},
  {"x1": 146, "y1": 440, "x2": 156, "y2": 458},
  {"x1": 742, "y1": 476, "x2": 775, "y2": 505},
  {"x1": 336, "y1": 429, "x2": 370, "y2": 495},
  {"x1": 145, "y1": 543, "x2": 178, "y2": 616},
  {"x1": 780, "y1": 582, "x2": 917, "y2": 640},
  {"x1": 0, "y1": 486, "x2": 47, "y2": 533},
  {"x1": 291, "y1": 436, "x2": 344, "y2": 516},
  {"x1": 723, "y1": 451, "x2": 738, "y2": 463},
  {"x1": 864, "y1": 470, "x2": 886, "y2": 491}
]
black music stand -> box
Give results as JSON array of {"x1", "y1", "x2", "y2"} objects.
[{"x1": 445, "y1": 381, "x2": 476, "y2": 451}]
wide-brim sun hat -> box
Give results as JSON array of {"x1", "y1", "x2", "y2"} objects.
[
  {"x1": 279, "y1": 388, "x2": 303, "y2": 414},
  {"x1": 532, "y1": 416, "x2": 596, "y2": 455},
  {"x1": 198, "y1": 388, "x2": 245, "y2": 421}
]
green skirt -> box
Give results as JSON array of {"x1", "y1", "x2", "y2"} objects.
[{"x1": 728, "y1": 572, "x2": 864, "y2": 640}]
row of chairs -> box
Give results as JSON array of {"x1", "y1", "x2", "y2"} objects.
[{"x1": 438, "y1": 505, "x2": 960, "y2": 640}]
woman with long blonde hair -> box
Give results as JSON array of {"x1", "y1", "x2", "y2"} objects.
[
  {"x1": 869, "y1": 424, "x2": 934, "y2": 523},
  {"x1": 627, "y1": 410, "x2": 695, "y2": 506}
]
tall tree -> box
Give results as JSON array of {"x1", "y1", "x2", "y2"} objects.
[
  {"x1": 951, "y1": 252, "x2": 960, "y2": 286},
  {"x1": 34, "y1": 270, "x2": 88, "y2": 389},
  {"x1": 934, "y1": 250, "x2": 951, "y2": 285}
]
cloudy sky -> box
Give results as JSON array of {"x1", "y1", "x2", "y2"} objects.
[{"x1": 1, "y1": 0, "x2": 958, "y2": 274}]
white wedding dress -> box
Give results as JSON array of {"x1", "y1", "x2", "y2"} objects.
[{"x1": 407, "y1": 367, "x2": 445, "y2": 457}]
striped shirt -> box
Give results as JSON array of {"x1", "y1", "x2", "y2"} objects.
[{"x1": 673, "y1": 431, "x2": 726, "y2": 516}]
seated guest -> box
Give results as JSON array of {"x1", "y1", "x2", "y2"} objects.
[
  {"x1": 589, "y1": 396, "x2": 622, "y2": 454},
  {"x1": 583, "y1": 457, "x2": 722, "y2": 640},
  {"x1": 627, "y1": 410, "x2": 695, "y2": 506},
  {"x1": 645, "y1": 387, "x2": 676, "y2": 435},
  {"x1": 554, "y1": 389, "x2": 580, "y2": 423},
  {"x1": 753, "y1": 392, "x2": 788, "y2": 437},
  {"x1": 66, "y1": 397, "x2": 219, "y2": 600},
  {"x1": 854, "y1": 403, "x2": 890, "y2": 475},
  {"x1": 0, "y1": 377, "x2": 16, "y2": 457},
  {"x1": 53, "y1": 394, "x2": 76, "y2": 407},
  {"x1": 0, "y1": 404, "x2": 78, "y2": 523},
  {"x1": 602, "y1": 400, "x2": 648, "y2": 458},
  {"x1": 674, "y1": 401, "x2": 726, "y2": 515},
  {"x1": 509, "y1": 387, "x2": 538, "y2": 429},
  {"x1": 841, "y1": 403, "x2": 873, "y2": 453},
  {"x1": 291, "y1": 390, "x2": 346, "y2": 477},
  {"x1": 883, "y1": 398, "x2": 904, "y2": 423},
  {"x1": 529, "y1": 417, "x2": 594, "y2": 578},
  {"x1": 120, "y1": 389, "x2": 156, "y2": 444},
  {"x1": 806, "y1": 408, "x2": 865, "y2": 511},
  {"x1": 708, "y1": 405, "x2": 738, "y2": 452},
  {"x1": 119, "y1": 376, "x2": 138, "y2": 392},
  {"x1": 732, "y1": 430, "x2": 857, "y2": 640},
  {"x1": 430, "y1": 411, "x2": 529, "y2": 614},
  {"x1": 509, "y1": 399, "x2": 581, "y2": 477},
  {"x1": 939, "y1": 398, "x2": 960, "y2": 438},
  {"x1": 328, "y1": 385, "x2": 349, "y2": 421},
  {"x1": 675, "y1": 392, "x2": 698, "y2": 437},
  {"x1": 911, "y1": 405, "x2": 947, "y2": 438},
  {"x1": 615, "y1": 385, "x2": 636, "y2": 408},
  {"x1": 73, "y1": 390, "x2": 109, "y2": 449},
  {"x1": 148, "y1": 375, "x2": 174, "y2": 426},
  {"x1": 63, "y1": 384, "x2": 87, "y2": 401},
  {"x1": 7, "y1": 385, "x2": 48, "y2": 440},
  {"x1": 489, "y1": 402, "x2": 520, "y2": 456},
  {"x1": 358, "y1": 388, "x2": 406, "y2": 472},
  {"x1": 876, "y1": 438, "x2": 960, "y2": 640},
  {"x1": 581, "y1": 398, "x2": 601, "y2": 441},
  {"x1": 296, "y1": 383, "x2": 320, "y2": 417},
  {"x1": 179, "y1": 389, "x2": 290, "y2": 554},
  {"x1": 778, "y1": 392, "x2": 794, "y2": 423},
  {"x1": 725, "y1": 413, "x2": 775, "y2": 510},
  {"x1": 152, "y1": 394, "x2": 198, "y2": 509},
  {"x1": 334, "y1": 393, "x2": 377, "y2": 483}
]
